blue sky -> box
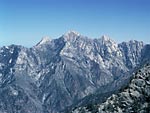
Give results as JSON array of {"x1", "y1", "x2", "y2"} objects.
[{"x1": 0, "y1": 0, "x2": 150, "y2": 47}]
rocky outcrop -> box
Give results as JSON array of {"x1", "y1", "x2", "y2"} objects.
[{"x1": 71, "y1": 64, "x2": 150, "y2": 113}]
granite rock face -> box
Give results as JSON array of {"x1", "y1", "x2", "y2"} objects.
[{"x1": 0, "y1": 31, "x2": 148, "y2": 113}]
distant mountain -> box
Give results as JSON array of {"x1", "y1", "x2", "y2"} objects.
[
  {"x1": 0, "y1": 31, "x2": 149, "y2": 113},
  {"x1": 71, "y1": 63, "x2": 150, "y2": 113}
]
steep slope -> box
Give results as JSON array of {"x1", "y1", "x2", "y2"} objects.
[
  {"x1": 0, "y1": 31, "x2": 148, "y2": 113},
  {"x1": 141, "y1": 44, "x2": 150, "y2": 63},
  {"x1": 0, "y1": 45, "x2": 43, "y2": 113},
  {"x1": 71, "y1": 64, "x2": 150, "y2": 113},
  {"x1": 118, "y1": 40, "x2": 144, "y2": 68}
]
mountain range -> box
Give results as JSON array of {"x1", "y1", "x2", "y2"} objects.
[{"x1": 0, "y1": 31, "x2": 149, "y2": 113}]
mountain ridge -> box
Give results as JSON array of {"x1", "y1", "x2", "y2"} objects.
[{"x1": 0, "y1": 31, "x2": 149, "y2": 113}]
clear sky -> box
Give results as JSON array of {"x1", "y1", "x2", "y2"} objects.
[{"x1": 0, "y1": 0, "x2": 150, "y2": 47}]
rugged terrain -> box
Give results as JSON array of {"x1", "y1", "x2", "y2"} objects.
[
  {"x1": 0, "y1": 31, "x2": 149, "y2": 113},
  {"x1": 72, "y1": 64, "x2": 150, "y2": 113}
]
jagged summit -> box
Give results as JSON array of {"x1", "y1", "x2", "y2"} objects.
[
  {"x1": 129, "y1": 40, "x2": 144, "y2": 45},
  {"x1": 101, "y1": 35, "x2": 110, "y2": 41},
  {"x1": 64, "y1": 30, "x2": 80, "y2": 36},
  {"x1": 63, "y1": 30, "x2": 81, "y2": 41},
  {"x1": 99, "y1": 35, "x2": 117, "y2": 47},
  {"x1": 100, "y1": 35, "x2": 115, "y2": 42},
  {"x1": 36, "y1": 36, "x2": 51, "y2": 46}
]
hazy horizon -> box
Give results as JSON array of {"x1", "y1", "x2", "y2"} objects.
[{"x1": 0, "y1": 0, "x2": 150, "y2": 47}]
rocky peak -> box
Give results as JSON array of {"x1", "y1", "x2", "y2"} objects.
[
  {"x1": 96, "y1": 35, "x2": 119, "y2": 55},
  {"x1": 100, "y1": 35, "x2": 115, "y2": 43},
  {"x1": 101, "y1": 35, "x2": 110, "y2": 41},
  {"x1": 120, "y1": 40, "x2": 144, "y2": 47},
  {"x1": 63, "y1": 30, "x2": 80, "y2": 42},
  {"x1": 129, "y1": 40, "x2": 143, "y2": 44},
  {"x1": 36, "y1": 36, "x2": 51, "y2": 46},
  {"x1": 65, "y1": 30, "x2": 80, "y2": 36},
  {"x1": 99, "y1": 35, "x2": 118, "y2": 50}
]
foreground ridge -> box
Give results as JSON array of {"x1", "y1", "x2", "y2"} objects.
[{"x1": 72, "y1": 64, "x2": 150, "y2": 113}]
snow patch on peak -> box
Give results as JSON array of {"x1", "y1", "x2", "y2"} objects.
[
  {"x1": 63, "y1": 30, "x2": 80, "y2": 41},
  {"x1": 101, "y1": 35, "x2": 115, "y2": 42},
  {"x1": 65, "y1": 30, "x2": 80, "y2": 36},
  {"x1": 100, "y1": 35, "x2": 117, "y2": 45},
  {"x1": 101, "y1": 35, "x2": 110, "y2": 41},
  {"x1": 36, "y1": 36, "x2": 51, "y2": 46}
]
